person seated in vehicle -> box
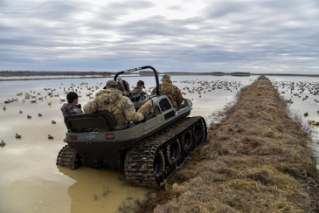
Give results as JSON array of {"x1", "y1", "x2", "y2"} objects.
[
  {"x1": 103, "y1": 79, "x2": 130, "y2": 97},
  {"x1": 84, "y1": 80, "x2": 152, "y2": 131},
  {"x1": 61, "y1": 92, "x2": 83, "y2": 117},
  {"x1": 131, "y1": 80, "x2": 147, "y2": 96},
  {"x1": 151, "y1": 74, "x2": 183, "y2": 110}
]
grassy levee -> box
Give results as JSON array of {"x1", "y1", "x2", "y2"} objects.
[{"x1": 138, "y1": 76, "x2": 319, "y2": 213}]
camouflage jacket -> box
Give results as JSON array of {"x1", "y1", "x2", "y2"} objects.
[
  {"x1": 61, "y1": 103, "x2": 83, "y2": 117},
  {"x1": 83, "y1": 89, "x2": 144, "y2": 131},
  {"x1": 131, "y1": 87, "x2": 146, "y2": 96},
  {"x1": 152, "y1": 80, "x2": 184, "y2": 109}
]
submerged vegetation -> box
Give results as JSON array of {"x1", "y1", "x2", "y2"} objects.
[{"x1": 137, "y1": 76, "x2": 319, "y2": 212}]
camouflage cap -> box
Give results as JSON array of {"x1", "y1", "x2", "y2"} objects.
[
  {"x1": 161, "y1": 74, "x2": 171, "y2": 80},
  {"x1": 106, "y1": 80, "x2": 118, "y2": 88}
]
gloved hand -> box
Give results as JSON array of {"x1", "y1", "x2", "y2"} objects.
[
  {"x1": 142, "y1": 114, "x2": 148, "y2": 122},
  {"x1": 135, "y1": 113, "x2": 147, "y2": 125}
]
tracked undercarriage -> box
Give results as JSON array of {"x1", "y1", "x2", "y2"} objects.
[
  {"x1": 56, "y1": 145, "x2": 82, "y2": 170},
  {"x1": 125, "y1": 116, "x2": 206, "y2": 187},
  {"x1": 56, "y1": 66, "x2": 208, "y2": 187}
]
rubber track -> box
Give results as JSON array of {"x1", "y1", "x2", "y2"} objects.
[
  {"x1": 56, "y1": 145, "x2": 81, "y2": 169},
  {"x1": 124, "y1": 116, "x2": 206, "y2": 187}
]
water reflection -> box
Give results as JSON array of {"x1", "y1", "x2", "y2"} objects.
[
  {"x1": 269, "y1": 76, "x2": 319, "y2": 165},
  {"x1": 58, "y1": 167, "x2": 148, "y2": 213},
  {"x1": 0, "y1": 75, "x2": 256, "y2": 213}
]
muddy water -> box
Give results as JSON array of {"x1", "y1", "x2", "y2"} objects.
[{"x1": 0, "y1": 75, "x2": 256, "y2": 213}]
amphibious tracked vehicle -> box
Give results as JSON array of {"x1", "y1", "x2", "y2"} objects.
[{"x1": 57, "y1": 66, "x2": 207, "y2": 187}]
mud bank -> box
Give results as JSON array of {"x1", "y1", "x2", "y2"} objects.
[{"x1": 137, "y1": 76, "x2": 319, "y2": 212}]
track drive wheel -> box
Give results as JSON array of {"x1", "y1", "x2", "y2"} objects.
[
  {"x1": 165, "y1": 138, "x2": 182, "y2": 171},
  {"x1": 194, "y1": 120, "x2": 205, "y2": 146},
  {"x1": 181, "y1": 129, "x2": 194, "y2": 156},
  {"x1": 56, "y1": 145, "x2": 82, "y2": 170},
  {"x1": 153, "y1": 149, "x2": 166, "y2": 184}
]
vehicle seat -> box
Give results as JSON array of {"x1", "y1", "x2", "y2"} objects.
[
  {"x1": 64, "y1": 111, "x2": 117, "y2": 132},
  {"x1": 129, "y1": 93, "x2": 148, "y2": 102},
  {"x1": 130, "y1": 93, "x2": 141, "y2": 102}
]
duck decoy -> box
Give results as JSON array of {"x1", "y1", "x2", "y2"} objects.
[
  {"x1": 0, "y1": 140, "x2": 5, "y2": 146},
  {"x1": 15, "y1": 133, "x2": 21, "y2": 139},
  {"x1": 38, "y1": 113, "x2": 42, "y2": 117},
  {"x1": 48, "y1": 134, "x2": 53, "y2": 139},
  {"x1": 27, "y1": 115, "x2": 32, "y2": 119},
  {"x1": 48, "y1": 102, "x2": 52, "y2": 106},
  {"x1": 3, "y1": 106, "x2": 6, "y2": 110},
  {"x1": 19, "y1": 110, "x2": 23, "y2": 114},
  {"x1": 52, "y1": 120, "x2": 56, "y2": 124},
  {"x1": 304, "y1": 112, "x2": 309, "y2": 117},
  {"x1": 312, "y1": 121, "x2": 319, "y2": 126}
]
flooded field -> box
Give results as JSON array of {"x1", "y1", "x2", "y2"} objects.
[
  {"x1": 0, "y1": 74, "x2": 295, "y2": 213},
  {"x1": 269, "y1": 76, "x2": 319, "y2": 164}
]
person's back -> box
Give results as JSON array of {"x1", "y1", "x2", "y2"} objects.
[
  {"x1": 84, "y1": 80, "x2": 148, "y2": 131},
  {"x1": 152, "y1": 74, "x2": 183, "y2": 109}
]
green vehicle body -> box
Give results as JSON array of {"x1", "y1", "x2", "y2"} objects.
[
  {"x1": 64, "y1": 95, "x2": 192, "y2": 169},
  {"x1": 57, "y1": 66, "x2": 207, "y2": 187}
]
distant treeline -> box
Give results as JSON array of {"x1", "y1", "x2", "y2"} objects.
[
  {"x1": 163, "y1": 71, "x2": 251, "y2": 76},
  {"x1": 1, "y1": 71, "x2": 318, "y2": 78},
  {"x1": 260, "y1": 73, "x2": 319, "y2": 77},
  {"x1": 0, "y1": 71, "x2": 113, "y2": 77},
  {"x1": 162, "y1": 72, "x2": 319, "y2": 77}
]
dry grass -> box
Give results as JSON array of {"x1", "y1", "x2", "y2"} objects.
[{"x1": 137, "y1": 76, "x2": 319, "y2": 213}]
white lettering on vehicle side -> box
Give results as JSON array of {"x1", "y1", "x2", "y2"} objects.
[{"x1": 143, "y1": 124, "x2": 152, "y2": 131}]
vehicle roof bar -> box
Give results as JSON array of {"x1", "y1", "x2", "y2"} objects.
[{"x1": 114, "y1": 65, "x2": 161, "y2": 96}]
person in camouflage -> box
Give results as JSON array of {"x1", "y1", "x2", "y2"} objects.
[
  {"x1": 131, "y1": 80, "x2": 147, "y2": 96},
  {"x1": 61, "y1": 92, "x2": 83, "y2": 117},
  {"x1": 151, "y1": 74, "x2": 184, "y2": 110},
  {"x1": 84, "y1": 80, "x2": 150, "y2": 131}
]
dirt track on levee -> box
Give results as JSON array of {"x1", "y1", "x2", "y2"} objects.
[{"x1": 137, "y1": 76, "x2": 319, "y2": 213}]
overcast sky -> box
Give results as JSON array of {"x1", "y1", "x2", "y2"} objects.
[{"x1": 0, "y1": 0, "x2": 318, "y2": 73}]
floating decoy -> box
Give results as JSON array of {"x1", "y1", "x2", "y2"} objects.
[
  {"x1": 15, "y1": 133, "x2": 21, "y2": 139},
  {"x1": 312, "y1": 121, "x2": 319, "y2": 126},
  {"x1": 38, "y1": 113, "x2": 42, "y2": 117},
  {"x1": 19, "y1": 110, "x2": 23, "y2": 114},
  {"x1": 48, "y1": 134, "x2": 53, "y2": 139},
  {"x1": 27, "y1": 115, "x2": 32, "y2": 119},
  {"x1": 52, "y1": 120, "x2": 56, "y2": 124},
  {"x1": 3, "y1": 106, "x2": 6, "y2": 110},
  {"x1": 304, "y1": 112, "x2": 309, "y2": 117},
  {"x1": 48, "y1": 102, "x2": 52, "y2": 106},
  {"x1": 0, "y1": 140, "x2": 5, "y2": 146}
]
